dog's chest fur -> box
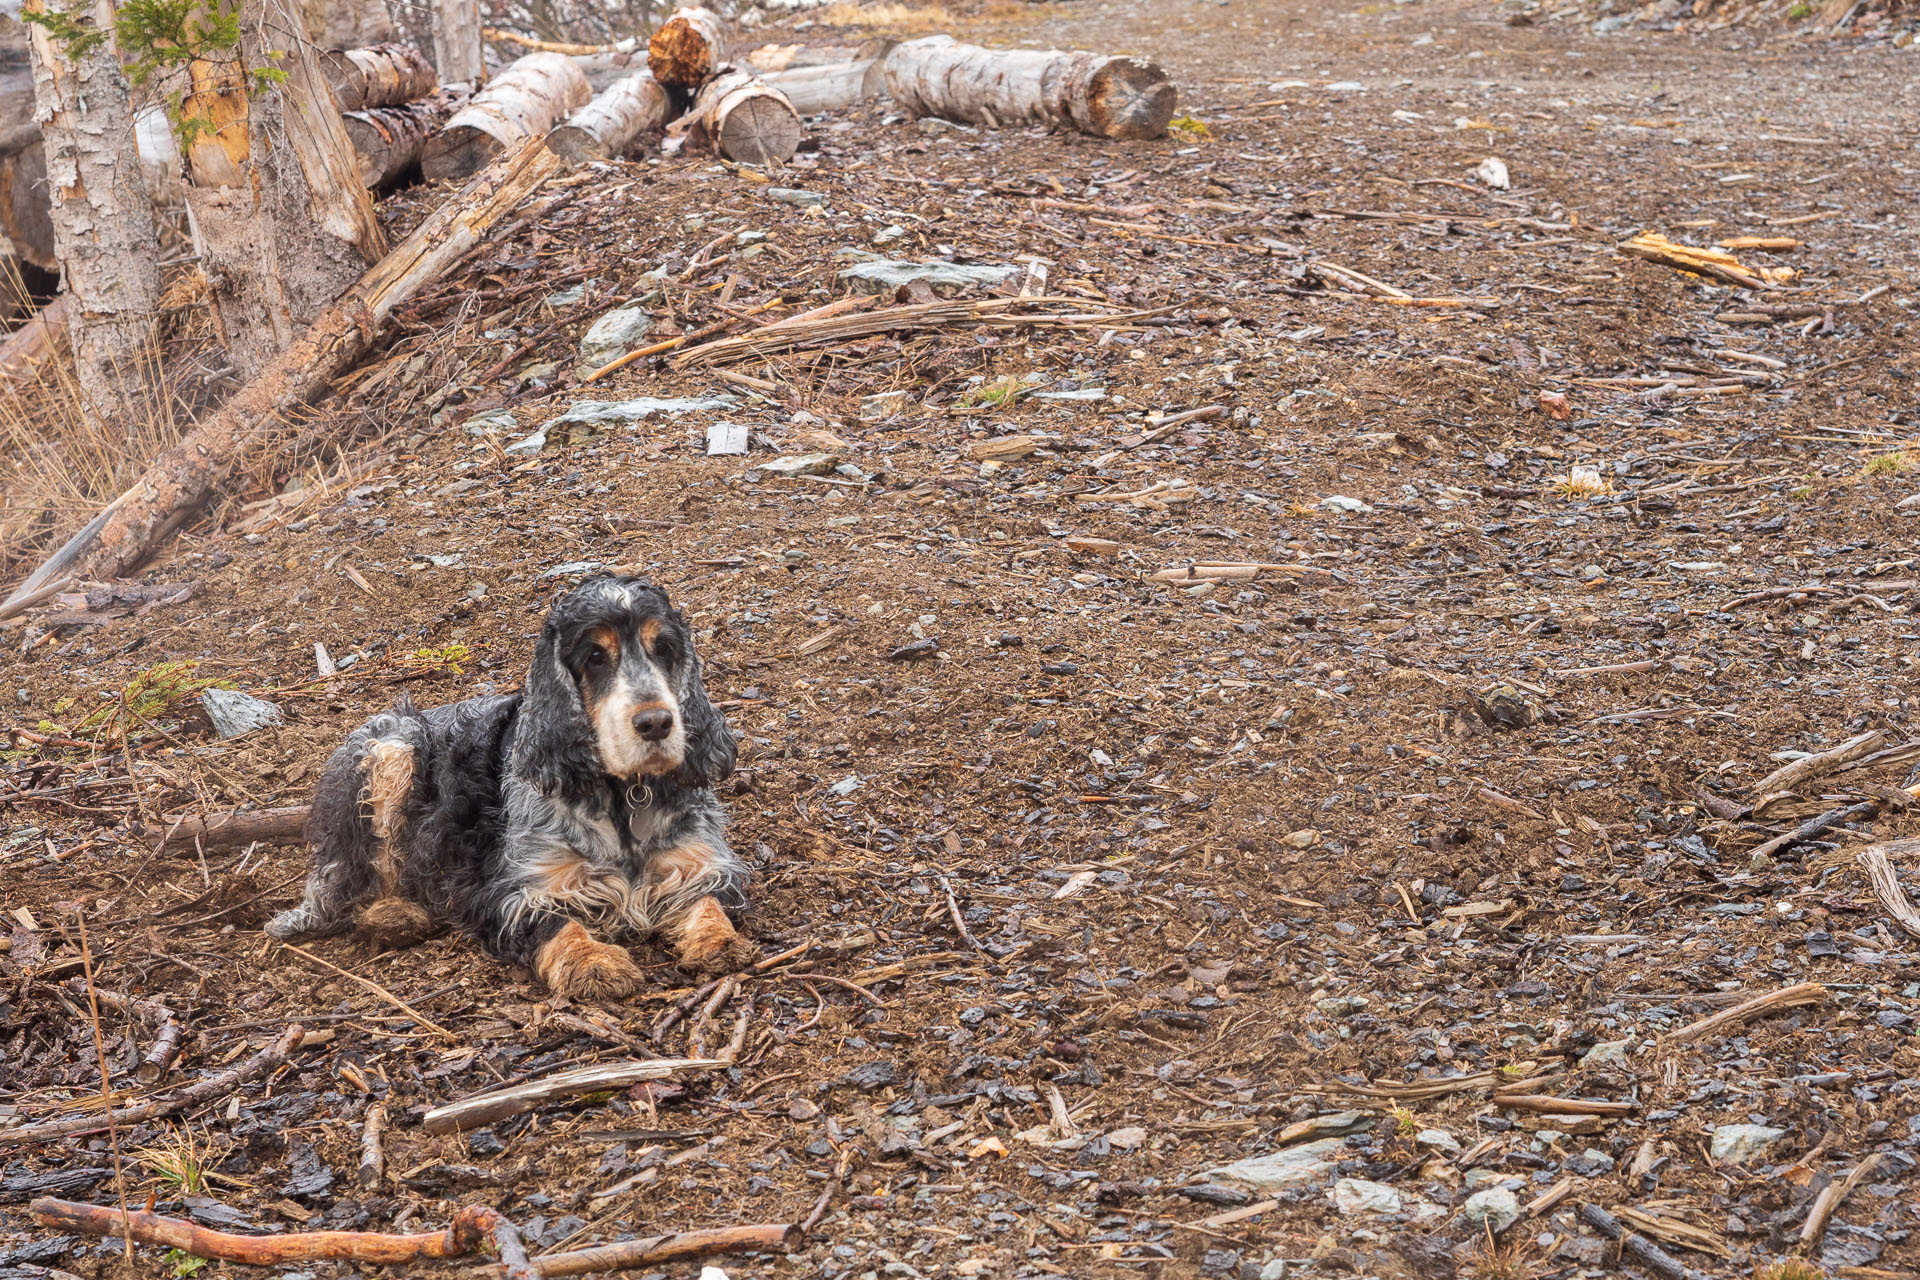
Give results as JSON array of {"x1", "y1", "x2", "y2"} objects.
[{"x1": 501, "y1": 779, "x2": 690, "y2": 936}]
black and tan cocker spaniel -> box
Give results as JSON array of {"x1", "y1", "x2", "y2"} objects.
[{"x1": 267, "y1": 575, "x2": 754, "y2": 997}]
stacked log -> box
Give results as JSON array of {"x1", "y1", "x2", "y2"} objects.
[
  {"x1": 882, "y1": 36, "x2": 1176, "y2": 140},
  {"x1": 674, "y1": 67, "x2": 801, "y2": 166},
  {"x1": 343, "y1": 97, "x2": 457, "y2": 188},
  {"x1": 318, "y1": 43, "x2": 438, "y2": 112},
  {"x1": 421, "y1": 52, "x2": 589, "y2": 181},
  {"x1": 757, "y1": 59, "x2": 885, "y2": 116},
  {"x1": 648, "y1": 7, "x2": 728, "y2": 89},
  {"x1": 547, "y1": 72, "x2": 673, "y2": 163}
]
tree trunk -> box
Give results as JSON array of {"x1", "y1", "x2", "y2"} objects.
[
  {"x1": 299, "y1": 0, "x2": 396, "y2": 51},
  {"x1": 545, "y1": 71, "x2": 669, "y2": 162},
  {"x1": 882, "y1": 36, "x2": 1176, "y2": 140},
  {"x1": 318, "y1": 43, "x2": 438, "y2": 112},
  {"x1": 421, "y1": 51, "x2": 587, "y2": 181},
  {"x1": 674, "y1": 67, "x2": 799, "y2": 166},
  {"x1": 0, "y1": 61, "x2": 38, "y2": 153},
  {"x1": 24, "y1": 0, "x2": 162, "y2": 424},
  {"x1": 431, "y1": 0, "x2": 483, "y2": 85},
  {"x1": 184, "y1": 0, "x2": 385, "y2": 380},
  {"x1": 2, "y1": 140, "x2": 563, "y2": 603},
  {"x1": 757, "y1": 58, "x2": 884, "y2": 115},
  {"x1": 0, "y1": 140, "x2": 56, "y2": 270},
  {"x1": 343, "y1": 97, "x2": 453, "y2": 187},
  {"x1": 648, "y1": 7, "x2": 726, "y2": 89}
]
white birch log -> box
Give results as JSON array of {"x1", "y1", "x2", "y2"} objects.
[
  {"x1": 23, "y1": 0, "x2": 161, "y2": 424},
  {"x1": 744, "y1": 38, "x2": 891, "y2": 73},
  {"x1": 344, "y1": 97, "x2": 454, "y2": 187},
  {"x1": 422, "y1": 51, "x2": 588, "y2": 180},
  {"x1": 757, "y1": 58, "x2": 884, "y2": 115},
  {"x1": 882, "y1": 35, "x2": 1175, "y2": 140},
  {"x1": 674, "y1": 66, "x2": 800, "y2": 166},
  {"x1": 546, "y1": 71, "x2": 671, "y2": 162},
  {"x1": 648, "y1": 6, "x2": 727, "y2": 88},
  {"x1": 318, "y1": 43, "x2": 439, "y2": 112},
  {"x1": 431, "y1": 0, "x2": 484, "y2": 85}
]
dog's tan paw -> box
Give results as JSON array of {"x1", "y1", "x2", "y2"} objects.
[
  {"x1": 535, "y1": 921, "x2": 644, "y2": 1000},
  {"x1": 674, "y1": 896, "x2": 758, "y2": 975}
]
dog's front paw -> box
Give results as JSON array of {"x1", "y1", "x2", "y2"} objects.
[
  {"x1": 675, "y1": 896, "x2": 759, "y2": 975},
  {"x1": 535, "y1": 921, "x2": 644, "y2": 1000}
]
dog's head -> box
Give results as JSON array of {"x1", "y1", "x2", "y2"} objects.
[{"x1": 518, "y1": 576, "x2": 735, "y2": 798}]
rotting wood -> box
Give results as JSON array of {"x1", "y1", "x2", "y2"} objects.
[
  {"x1": 547, "y1": 71, "x2": 672, "y2": 162},
  {"x1": 673, "y1": 67, "x2": 802, "y2": 166},
  {"x1": 422, "y1": 1016, "x2": 746, "y2": 1134},
  {"x1": 1800, "y1": 1153, "x2": 1884, "y2": 1250},
  {"x1": 344, "y1": 97, "x2": 455, "y2": 187},
  {"x1": 1620, "y1": 232, "x2": 1788, "y2": 290},
  {"x1": 883, "y1": 35, "x2": 1176, "y2": 140},
  {"x1": 0, "y1": 1026, "x2": 304, "y2": 1145},
  {"x1": 422, "y1": 52, "x2": 588, "y2": 181},
  {"x1": 1858, "y1": 840, "x2": 1920, "y2": 941},
  {"x1": 649, "y1": 7, "x2": 728, "y2": 89},
  {"x1": 486, "y1": 27, "x2": 640, "y2": 56},
  {"x1": 673, "y1": 296, "x2": 1135, "y2": 368},
  {"x1": 1662, "y1": 983, "x2": 1828, "y2": 1044},
  {"x1": 1752, "y1": 730, "x2": 1886, "y2": 796},
  {"x1": 1577, "y1": 1203, "x2": 1711, "y2": 1280},
  {"x1": 2, "y1": 141, "x2": 564, "y2": 605},
  {"x1": 318, "y1": 43, "x2": 438, "y2": 112},
  {"x1": 30, "y1": 1199, "x2": 535, "y2": 1277},
  {"x1": 0, "y1": 294, "x2": 69, "y2": 383},
  {"x1": 1490, "y1": 1094, "x2": 1635, "y2": 1116}
]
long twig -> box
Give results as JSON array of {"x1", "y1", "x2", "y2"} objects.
[
  {"x1": 1799, "y1": 1153, "x2": 1885, "y2": 1250},
  {"x1": 74, "y1": 914, "x2": 132, "y2": 1258},
  {"x1": 0, "y1": 1026, "x2": 304, "y2": 1145},
  {"x1": 475, "y1": 1223, "x2": 804, "y2": 1277},
  {"x1": 1662, "y1": 983, "x2": 1827, "y2": 1045},
  {"x1": 935, "y1": 873, "x2": 983, "y2": 951}
]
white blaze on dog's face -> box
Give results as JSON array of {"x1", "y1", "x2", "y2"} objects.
[{"x1": 574, "y1": 615, "x2": 688, "y2": 779}]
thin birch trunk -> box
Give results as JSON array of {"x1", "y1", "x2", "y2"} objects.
[
  {"x1": 431, "y1": 0, "x2": 483, "y2": 85},
  {"x1": 23, "y1": 0, "x2": 161, "y2": 424},
  {"x1": 757, "y1": 58, "x2": 884, "y2": 115}
]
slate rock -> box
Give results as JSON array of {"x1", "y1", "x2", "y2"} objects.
[
  {"x1": 1205, "y1": 1137, "x2": 1345, "y2": 1190},
  {"x1": 1710, "y1": 1123, "x2": 1787, "y2": 1165},
  {"x1": 1460, "y1": 1186, "x2": 1519, "y2": 1233},
  {"x1": 751, "y1": 452, "x2": 840, "y2": 478},
  {"x1": 577, "y1": 306, "x2": 654, "y2": 370},
  {"x1": 844, "y1": 1061, "x2": 898, "y2": 1092},
  {"x1": 182, "y1": 1194, "x2": 252, "y2": 1228},
  {"x1": 838, "y1": 258, "x2": 1016, "y2": 295},
  {"x1": 200, "y1": 688, "x2": 284, "y2": 739},
  {"x1": 1332, "y1": 1177, "x2": 1401, "y2": 1214},
  {"x1": 281, "y1": 1142, "x2": 336, "y2": 1198},
  {"x1": 1179, "y1": 1183, "x2": 1251, "y2": 1206}
]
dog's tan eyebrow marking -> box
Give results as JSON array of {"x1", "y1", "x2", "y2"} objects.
[
  {"x1": 587, "y1": 625, "x2": 622, "y2": 663},
  {"x1": 638, "y1": 617, "x2": 664, "y2": 649}
]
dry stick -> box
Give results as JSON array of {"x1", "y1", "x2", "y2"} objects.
[
  {"x1": 66, "y1": 982, "x2": 182, "y2": 1086},
  {"x1": 1746, "y1": 799, "x2": 1882, "y2": 862},
  {"x1": 148, "y1": 805, "x2": 311, "y2": 852},
  {"x1": 1858, "y1": 840, "x2": 1920, "y2": 941},
  {"x1": 31, "y1": 1199, "x2": 534, "y2": 1277},
  {"x1": 277, "y1": 942, "x2": 457, "y2": 1041},
  {"x1": 476, "y1": 1223, "x2": 804, "y2": 1277},
  {"x1": 358, "y1": 1102, "x2": 387, "y2": 1189},
  {"x1": 423, "y1": 1036, "x2": 743, "y2": 1134},
  {"x1": 74, "y1": 915, "x2": 133, "y2": 1258},
  {"x1": 1662, "y1": 983, "x2": 1828, "y2": 1045},
  {"x1": 935, "y1": 873, "x2": 983, "y2": 951},
  {"x1": 1577, "y1": 1203, "x2": 1710, "y2": 1280},
  {"x1": 0, "y1": 1026, "x2": 305, "y2": 1146},
  {"x1": 1490, "y1": 1094, "x2": 1635, "y2": 1116},
  {"x1": 1799, "y1": 1152, "x2": 1885, "y2": 1250},
  {"x1": 1753, "y1": 730, "x2": 1887, "y2": 795}
]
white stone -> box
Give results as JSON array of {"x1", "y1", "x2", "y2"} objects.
[
  {"x1": 1461, "y1": 1187, "x2": 1520, "y2": 1233},
  {"x1": 577, "y1": 305, "x2": 654, "y2": 369},
  {"x1": 1106, "y1": 1127, "x2": 1149, "y2": 1150},
  {"x1": 1206, "y1": 1137, "x2": 1345, "y2": 1190},
  {"x1": 1332, "y1": 1177, "x2": 1401, "y2": 1214},
  {"x1": 1415, "y1": 1128, "x2": 1461, "y2": 1154},
  {"x1": 1710, "y1": 1124, "x2": 1788, "y2": 1166}
]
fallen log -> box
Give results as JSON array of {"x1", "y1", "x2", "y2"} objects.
[
  {"x1": 674, "y1": 67, "x2": 801, "y2": 166},
  {"x1": 758, "y1": 59, "x2": 886, "y2": 115},
  {"x1": 0, "y1": 1026, "x2": 304, "y2": 1146},
  {"x1": 0, "y1": 295, "x2": 69, "y2": 384},
  {"x1": 149, "y1": 804, "x2": 311, "y2": 852},
  {"x1": 344, "y1": 98, "x2": 455, "y2": 187},
  {"x1": 318, "y1": 43, "x2": 438, "y2": 112},
  {"x1": 882, "y1": 35, "x2": 1175, "y2": 140},
  {"x1": 421, "y1": 51, "x2": 589, "y2": 180},
  {"x1": 648, "y1": 6, "x2": 728, "y2": 89},
  {"x1": 546, "y1": 71, "x2": 672, "y2": 162},
  {"x1": 30, "y1": 1199, "x2": 535, "y2": 1278},
  {"x1": 1, "y1": 141, "x2": 564, "y2": 606},
  {"x1": 487, "y1": 27, "x2": 641, "y2": 56}
]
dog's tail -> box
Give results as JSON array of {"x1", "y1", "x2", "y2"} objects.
[{"x1": 267, "y1": 703, "x2": 433, "y2": 946}]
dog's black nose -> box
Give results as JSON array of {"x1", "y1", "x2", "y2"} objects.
[{"x1": 633, "y1": 707, "x2": 674, "y2": 741}]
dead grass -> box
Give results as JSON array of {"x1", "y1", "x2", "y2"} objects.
[{"x1": 812, "y1": 0, "x2": 1052, "y2": 31}]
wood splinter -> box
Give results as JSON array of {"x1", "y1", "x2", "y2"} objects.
[{"x1": 358, "y1": 1102, "x2": 387, "y2": 1189}]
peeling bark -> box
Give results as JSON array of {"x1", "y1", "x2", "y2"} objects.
[
  {"x1": 24, "y1": 0, "x2": 161, "y2": 424},
  {"x1": 546, "y1": 70, "x2": 670, "y2": 162},
  {"x1": 882, "y1": 35, "x2": 1176, "y2": 140},
  {"x1": 422, "y1": 51, "x2": 588, "y2": 180}
]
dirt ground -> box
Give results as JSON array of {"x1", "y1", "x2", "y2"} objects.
[{"x1": 6, "y1": 1, "x2": 1920, "y2": 1277}]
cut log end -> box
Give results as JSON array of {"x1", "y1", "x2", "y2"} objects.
[
  {"x1": 1086, "y1": 58, "x2": 1177, "y2": 141},
  {"x1": 420, "y1": 125, "x2": 502, "y2": 181},
  {"x1": 716, "y1": 95, "x2": 802, "y2": 166},
  {"x1": 649, "y1": 7, "x2": 728, "y2": 88}
]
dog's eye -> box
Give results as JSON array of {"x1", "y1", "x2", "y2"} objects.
[
  {"x1": 653, "y1": 638, "x2": 680, "y2": 666},
  {"x1": 583, "y1": 645, "x2": 610, "y2": 670}
]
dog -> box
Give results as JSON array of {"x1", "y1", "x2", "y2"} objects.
[{"x1": 266, "y1": 575, "x2": 755, "y2": 998}]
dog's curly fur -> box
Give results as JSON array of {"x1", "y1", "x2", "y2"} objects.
[{"x1": 267, "y1": 576, "x2": 754, "y2": 994}]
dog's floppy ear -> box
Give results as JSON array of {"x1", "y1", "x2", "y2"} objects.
[
  {"x1": 515, "y1": 621, "x2": 601, "y2": 801},
  {"x1": 675, "y1": 652, "x2": 737, "y2": 788}
]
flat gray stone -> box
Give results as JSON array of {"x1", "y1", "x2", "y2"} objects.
[
  {"x1": 1711, "y1": 1123, "x2": 1788, "y2": 1166},
  {"x1": 577, "y1": 306, "x2": 654, "y2": 370},
  {"x1": 515, "y1": 396, "x2": 739, "y2": 452},
  {"x1": 1332, "y1": 1178, "x2": 1400, "y2": 1214},
  {"x1": 839, "y1": 258, "x2": 1017, "y2": 295},
  {"x1": 1205, "y1": 1138, "x2": 1345, "y2": 1191},
  {"x1": 752, "y1": 453, "x2": 839, "y2": 478},
  {"x1": 767, "y1": 187, "x2": 825, "y2": 207},
  {"x1": 1461, "y1": 1187, "x2": 1519, "y2": 1233},
  {"x1": 201, "y1": 688, "x2": 283, "y2": 739}
]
